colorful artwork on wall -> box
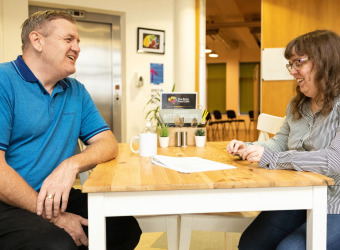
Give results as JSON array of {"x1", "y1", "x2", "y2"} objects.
[{"x1": 150, "y1": 63, "x2": 164, "y2": 85}]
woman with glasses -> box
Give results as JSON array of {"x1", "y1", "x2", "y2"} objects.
[{"x1": 227, "y1": 30, "x2": 340, "y2": 250}]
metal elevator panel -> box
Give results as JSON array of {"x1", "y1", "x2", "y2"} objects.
[{"x1": 74, "y1": 21, "x2": 113, "y2": 131}]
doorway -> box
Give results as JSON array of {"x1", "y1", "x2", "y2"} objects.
[
  {"x1": 207, "y1": 63, "x2": 226, "y2": 112},
  {"x1": 29, "y1": 6, "x2": 123, "y2": 142}
]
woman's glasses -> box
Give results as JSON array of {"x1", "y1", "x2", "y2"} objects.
[{"x1": 286, "y1": 58, "x2": 309, "y2": 72}]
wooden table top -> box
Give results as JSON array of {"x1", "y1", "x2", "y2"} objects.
[{"x1": 82, "y1": 141, "x2": 334, "y2": 193}]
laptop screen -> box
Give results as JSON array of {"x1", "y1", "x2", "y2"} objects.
[{"x1": 160, "y1": 92, "x2": 197, "y2": 109}]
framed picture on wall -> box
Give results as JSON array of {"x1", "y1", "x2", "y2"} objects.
[{"x1": 137, "y1": 27, "x2": 165, "y2": 54}]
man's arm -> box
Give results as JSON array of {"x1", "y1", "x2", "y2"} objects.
[
  {"x1": 0, "y1": 150, "x2": 39, "y2": 212},
  {"x1": 0, "y1": 150, "x2": 89, "y2": 246},
  {"x1": 68, "y1": 130, "x2": 119, "y2": 174},
  {"x1": 37, "y1": 130, "x2": 118, "y2": 218}
]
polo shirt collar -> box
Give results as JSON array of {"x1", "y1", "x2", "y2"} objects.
[{"x1": 12, "y1": 55, "x2": 69, "y2": 89}]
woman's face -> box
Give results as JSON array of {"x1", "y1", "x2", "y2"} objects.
[{"x1": 288, "y1": 53, "x2": 318, "y2": 99}]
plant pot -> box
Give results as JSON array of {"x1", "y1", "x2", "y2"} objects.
[
  {"x1": 195, "y1": 136, "x2": 206, "y2": 147},
  {"x1": 159, "y1": 136, "x2": 170, "y2": 148}
]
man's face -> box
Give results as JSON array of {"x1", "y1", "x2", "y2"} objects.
[{"x1": 41, "y1": 19, "x2": 80, "y2": 79}]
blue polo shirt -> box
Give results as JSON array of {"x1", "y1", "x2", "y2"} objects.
[{"x1": 0, "y1": 56, "x2": 110, "y2": 191}]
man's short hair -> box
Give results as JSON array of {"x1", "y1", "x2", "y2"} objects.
[{"x1": 21, "y1": 10, "x2": 76, "y2": 52}]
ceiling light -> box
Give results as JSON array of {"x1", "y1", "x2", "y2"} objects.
[
  {"x1": 209, "y1": 51, "x2": 218, "y2": 57},
  {"x1": 205, "y1": 48, "x2": 212, "y2": 53}
]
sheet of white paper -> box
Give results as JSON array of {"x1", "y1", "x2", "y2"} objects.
[{"x1": 151, "y1": 155, "x2": 236, "y2": 173}]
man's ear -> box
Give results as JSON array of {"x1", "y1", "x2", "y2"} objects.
[{"x1": 28, "y1": 31, "x2": 44, "y2": 52}]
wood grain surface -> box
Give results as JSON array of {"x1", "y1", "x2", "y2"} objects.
[{"x1": 82, "y1": 142, "x2": 334, "y2": 193}]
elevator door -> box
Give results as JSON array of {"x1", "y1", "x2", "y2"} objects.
[{"x1": 73, "y1": 21, "x2": 113, "y2": 131}]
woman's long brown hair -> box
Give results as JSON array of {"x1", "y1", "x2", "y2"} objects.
[{"x1": 284, "y1": 30, "x2": 340, "y2": 118}]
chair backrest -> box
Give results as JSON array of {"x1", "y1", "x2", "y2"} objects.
[
  {"x1": 248, "y1": 110, "x2": 254, "y2": 120},
  {"x1": 205, "y1": 113, "x2": 211, "y2": 123},
  {"x1": 257, "y1": 113, "x2": 285, "y2": 142},
  {"x1": 226, "y1": 110, "x2": 236, "y2": 119},
  {"x1": 213, "y1": 110, "x2": 222, "y2": 120}
]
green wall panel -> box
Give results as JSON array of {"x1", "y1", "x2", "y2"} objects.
[{"x1": 207, "y1": 63, "x2": 226, "y2": 113}]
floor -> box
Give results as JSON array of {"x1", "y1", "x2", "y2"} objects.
[{"x1": 135, "y1": 231, "x2": 241, "y2": 250}]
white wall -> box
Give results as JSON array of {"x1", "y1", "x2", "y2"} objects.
[
  {"x1": 174, "y1": 0, "x2": 196, "y2": 92},
  {"x1": 0, "y1": 0, "x2": 3, "y2": 62},
  {"x1": 0, "y1": 0, "x2": 196, "y2": 142},
  {"x1": 2, "y1": 0, "x2": 27, "y2": 61}
]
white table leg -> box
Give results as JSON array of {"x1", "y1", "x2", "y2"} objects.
[
  {"x1": 88, "y1": 193, "x2": 106, "y2": 250},
  {"x1": 179, "y1": 215, "x2": 193, "y2": 250},
  {"x1": 306, "y1": 186, "x2": 327, "y2": 250}
]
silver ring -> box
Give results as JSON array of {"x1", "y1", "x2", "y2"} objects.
[{"x1": 47, "y1": 194, "x2": 54, "y2": 200}]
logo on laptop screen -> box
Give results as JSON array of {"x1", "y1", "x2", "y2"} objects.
[
  {"x1": 168, "y1": 96, "x2": 177, "y2": 104},
  {"x1": 161, "y1": 93, "x2": 197, "y2": 109}
]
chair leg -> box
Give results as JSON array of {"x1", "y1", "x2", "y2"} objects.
[
  {"x1": 179, "y1": 216, "x2": 193, "y2": 250},
  {"x1": 217, "y1": 124, "x2": 222, "y2": 140},
  {"x1": 243, "y1": 122, "x2": 247, "y2": 137},
  {"x1": 230, "y1": 122, "x2": 237, "y2": 139},
  {"x1": 212, "y1": 124, "x2": 216, "y2": 141},
  {"x1": 226, "y1": 123, "x2": 233, "y2": 140},
  {"x1": 235, "y1": 122, "x2": 239, "y2": 137},
  {"x1": 247, "y1": 121, "x2": 253, "y2": 141},
  {"x1": 213, "y1": 123, "x2": 222, "y2": 141},
  {"x1": 222, "y1": 123, "x2": 226, "y2": 140},
  {"x1": 166, "y1": 216, "x2": 180, "y2": 250}
]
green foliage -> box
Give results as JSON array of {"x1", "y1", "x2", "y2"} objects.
[
  {"x1": 144, "y1": 92, "x2": 160, "y2": 122},
  {"x1": 195, "y1": 128, "x2": 206, "y2": 136},
  {"x1": 158, "y1": 123, "x2": 169, "y2": 137},
  {"x1": 171, "y1": 83, "x2": 176, "y2": 92},
  {"x1": 144, "y1": 83, "x2": 176, "y2": 123}
]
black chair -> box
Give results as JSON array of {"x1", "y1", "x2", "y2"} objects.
[
  {"x1": 205, "y1": 112, "x2": 211, "y2": 123},
  {"x1": 226, "y1": 110, "x2": 247, "y2": 137},
  {"x1": 248, "y1": 110, "x2": 254, "y2": 134},
  {"x1": 205, "y1": 113, "x2": 212, "y2": 141},
  {"x1": 211, "y1": 110, "x2": 232, "y2": 140}
]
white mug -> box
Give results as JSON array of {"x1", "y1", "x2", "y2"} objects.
[{"x1": 130, "y1": 133, "x2": 157, "y2": 157}]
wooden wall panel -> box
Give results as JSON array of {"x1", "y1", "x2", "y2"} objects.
[
  {"x1": 262, "y1": 0, "x2": 340, "y2": 116},
  {"x1": 262, "y1": 80, "x2": 296, "y2": 117}
]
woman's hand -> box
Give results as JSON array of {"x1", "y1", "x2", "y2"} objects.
[
  {"x1": 242, "y1": 145, "x2": 265, "y2": 163},
  {"x1": 227, "y1": 139, "x2": 246, "y2": 156}
]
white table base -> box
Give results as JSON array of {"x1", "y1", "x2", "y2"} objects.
[{"x1": 88, "y1": 185, "x2": 327, "y2": 250}]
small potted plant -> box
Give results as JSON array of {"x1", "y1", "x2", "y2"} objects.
[
  {"x1": 195, "y1": 128, "x2": 206, "y2": 147},
  {"x1": 158, "y1": 123, "x2": 170, "y2": 148}
]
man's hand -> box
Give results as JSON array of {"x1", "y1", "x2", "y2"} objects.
[
  {"x1": 242, "y1": 145, "x2": 265, "y2": 163},
  {"x1": 51, "y1": 212, "x2": 88, "y2": 246},
  {"x1": 36, "y1": 160, "x2": 77, "y2": 219}
]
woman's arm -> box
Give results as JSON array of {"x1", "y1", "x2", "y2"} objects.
[{"x1": 258, "y1": 125, "x2": 340, "y2": 176}]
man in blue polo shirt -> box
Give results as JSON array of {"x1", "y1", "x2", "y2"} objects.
[{"x1": 0, "y1": 10, "x2": 141, "y2": 249}]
